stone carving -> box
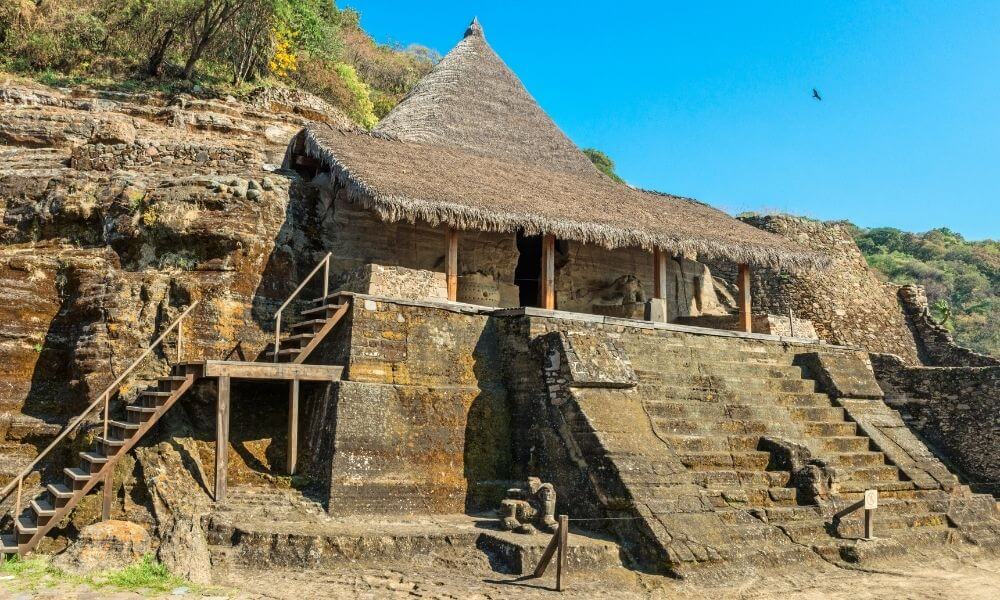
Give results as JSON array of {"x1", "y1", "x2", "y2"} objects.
[
  {"x1": 592, "y1": 274, "x2": 645, "y2": 306},
  {"x1": 499, "y1": 477, "x2": 558, "y2": 534}
]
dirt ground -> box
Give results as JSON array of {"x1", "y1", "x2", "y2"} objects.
[{"x1": 1, "y1": 549, "x2": 998, "y2": 599}]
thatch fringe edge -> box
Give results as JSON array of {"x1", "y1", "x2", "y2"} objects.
[{"x1": 292, "y1": 128, "x2": 831, "y2": 272}]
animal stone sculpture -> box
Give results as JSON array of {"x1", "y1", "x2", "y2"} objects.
[
  {"x1": 499, "y1": 477, "x2": 558, "y2": 534},
  {"x1": 592, "y1": 274, "x2": 646, "y2": 306}
]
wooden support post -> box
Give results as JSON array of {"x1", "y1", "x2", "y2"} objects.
[
  {"x1": 540, "y1": 234, "x2": 556, "y2": 310},
  {"x1": 737, "y1": 263, "x2": 752, "y2": 333},
  {"x1": 101, "y1": 470, "x2": 113, "y2": 522},
  {"x1": 445, "y1": 227, "x2": 458, "y2": 302},
  {"x1": 215, "y1": 376, "x2": 230, "y2": 503},
  {"x1": 653, "y1": 248, "x2": 667, "y2": 300},
  {"x1": 287, "y1": 378, "x2": 299, "y2": 475},
  {"x1": 556, "y1": 514, "x2": 568, "y2": 592}
]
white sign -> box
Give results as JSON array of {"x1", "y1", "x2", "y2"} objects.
[{"x1": 864, "y1": 489, "x2": 878, "y2": 510}]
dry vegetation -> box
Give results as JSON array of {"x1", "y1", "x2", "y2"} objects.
[{"x1": 0, "y1": 0, "x2": 437, "y2": 127}]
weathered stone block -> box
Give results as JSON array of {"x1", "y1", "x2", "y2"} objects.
[{"x1": 796, "y1": 351, "x2": 883, "y2": 399}]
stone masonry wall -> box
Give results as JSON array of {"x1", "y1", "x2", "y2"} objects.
[
  {"x1": 897, "y1": 284, "x2": 999, "y2": 367},
  {"x1": 703, "y1": 216, "x2": 921, "y2": 363},
  {"x1": 302, "y1": 296, "x2": 513, "y2": 514},
  {"x1": 871, "y1": 353, "x2": 1000, "y2": 496}
]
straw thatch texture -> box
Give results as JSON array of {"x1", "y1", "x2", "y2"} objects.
[
  {"x1": 375, "y1": 17, "x2": 598, "y2": 176},
  {"x1": 293, "y1": 123, "x2": 828, "y2": 271}
]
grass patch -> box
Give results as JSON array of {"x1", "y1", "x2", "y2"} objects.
[
  {"x1": 1, "y1": 554, "x2": 216, "y2": 596},
  {"x1": 89, "y1": 554, "x2": 189, "y2": 593},
  {"x1": 0, "y1": 556, "x2": 65, "y2": 591}
]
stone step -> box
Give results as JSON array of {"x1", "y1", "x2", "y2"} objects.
[
  {"x1": 636, "y1": 372, "x2": 817, "y2": 394},
  {"x1": 838, "y1": 465, "x2": 902, "y2": 485},
  {"x1": 802, "y1": 421, "x2": 857, "y2": 437},
  {"x1": 815, "y1": 436, "x2": 871, "y2": 453},
  {"x1": 643, "y1": 362, "x2": 806, "y2": 380},
  {"x1": 779, "y1": 511, "x2": 949, "y2": 540},
  {"x1": 826, "y1": 452, "x2": 887, "y2": 468},
  {"x1": 709, "y1": 486, "x2": 800, "y2": 507},
  {"x1": 677, "y1": 451, "x2": 772, "y2": 471},
  {"x1": 644, "y1": 400, "x2": 841, "y2": 422},
  {"x1": 650, "y1": 433, "x2": 762, "y2": 453},
  {"x1": 838, "y1": 479, "x2": 915, "y2": 494},
  {"x1": 636, "y1": 385, "x2": 833, "y2": 407},
  {"x1": 690, "y1": 470, "x2": 793, "y2": 489}
]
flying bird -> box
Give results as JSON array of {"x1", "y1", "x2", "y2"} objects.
[{"x1": 812, "y1": 88, "x2": 822, "y2": 101}]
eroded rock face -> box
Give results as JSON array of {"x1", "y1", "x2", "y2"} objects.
[
  {"x1": 0, "y1": 77, "x2": 352, "y2": 547},
  {"x1": 52, "y1": 519, "x2": 150, "y2": 574},
  {"x1": 134, "y1": 412, "x2": 214, "y2": 584}
]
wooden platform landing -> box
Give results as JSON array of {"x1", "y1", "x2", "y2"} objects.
[{"x1": 188, "y1": 360, "x2": 343, "y2": 381}]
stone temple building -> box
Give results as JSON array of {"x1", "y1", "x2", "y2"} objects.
[
  {"x1": 285, "y1": 18, "x2": 825, "y2": 331},
  {"x1": 0, "y1": 18, "x2": 997, "y2": 586}
]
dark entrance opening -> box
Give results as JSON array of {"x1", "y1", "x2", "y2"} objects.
[{"x1": 514, "y1": 233, "x2": 542, "y2": 307}]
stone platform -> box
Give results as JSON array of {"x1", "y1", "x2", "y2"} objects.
[{"x1": 205, "y1": 486, "x2": 621, "y2": 575}]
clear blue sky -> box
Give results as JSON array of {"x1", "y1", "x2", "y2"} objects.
[{"x1": 345, "y1": 1, "x2": 999, "y2": 240}]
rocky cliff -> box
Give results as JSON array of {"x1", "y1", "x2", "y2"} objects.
[{"x1": 0, "y1": 77, "x2": 353, "y2": 503}]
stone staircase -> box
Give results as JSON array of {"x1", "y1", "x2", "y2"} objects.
[{"x1": 535, "y1": 327, "x2": 1000, "y2": 575}]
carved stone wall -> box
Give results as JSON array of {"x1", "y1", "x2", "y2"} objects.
[
  {"x1": 897, "y1": 284, "x2": 999, "y2": 367},
  {"x1": 871, "y1": 353, "x2": 1000, "y2": 496}
]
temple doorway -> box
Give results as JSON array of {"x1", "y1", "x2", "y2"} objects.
[{"x1": 514, "y1": 233, "x2": 542, "y2": 307}]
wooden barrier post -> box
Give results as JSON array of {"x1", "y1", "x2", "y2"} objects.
[
  {"x1": 540, "y1": 234, "x2": 556, "y2": 310},
  {"x1": 101, "y1": 470, "x2": 113, "y2": 521},
  {"x1": 287, "y1": 378, "x2": 300, "y2": 475},
  {"x1": 530, "y1": 514, "x2": 569, "y2": 591},
  {"x1": 737, "y1": 263, "x2": 752, "y2": 333},
  {"x1": 653, "y1": 248, "x2": 667, "y2": 300},
  {"x1": 863, "y1": 489, "x2": 877, "y2": 540},
  {"x1": 556, "y1": 514, "x2": 568, "y2": 592},
  {"x1": 445, "y1": 227, "x2": 458, "y2": 302},
  {"x1": 215, "y1": 376, "x2": 230, "y2": 503}
]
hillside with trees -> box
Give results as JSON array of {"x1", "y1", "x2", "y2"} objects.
[
  {"x1": 848, "y1": 225, "x2": 998, "y2": 356},
  {"x1": 0, "y1": 0, "x2": 437, "y2": 127}
]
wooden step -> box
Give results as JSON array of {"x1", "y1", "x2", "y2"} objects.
[
  {"x1": 280, "y1": 333, "x2": 315, "y2": 345},
  {"x1": 80, "y1": 451, "x2": 108, "y2": 466},
  {"x1": 127, "y1": 405, "x2": 158, "y2": 414},
  {"x1": 109, "y1": 419, "x2": 140, "y2": 431},
  {"x1": 0, "y1": 533, "x2": 18, "y2": 554},
  {"x1": 30, "y1": 498, "x2": 55, "y2": 517},
  {"x1": 47, "y1": 483, "x2": 73, "y2": 499},
  {"x1": 64, "y1": 467, "x2": 91, "y2": 482},
  {"x1": 266, "y1": 348, "x2": 302, "y2": 359},
  {"x1": 142, "y1": 390, "x2": 173, "y2": 398},
  {"x1": 15, "y1": 516, "x2": 37, "y2": 535},
  {"x1": 290, "y1": 319, "x2": 328, "y2": 332},
  {"x1": 300, "y1": 303, "x2": 344, "y2": 317}
]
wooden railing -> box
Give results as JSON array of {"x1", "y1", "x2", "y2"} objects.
[
  {"x1": 0, "y1": 301, "x2": 199, "y2": 518},
  {"x1": 273, "y1": 252, "x2": 331, "y2": 362}
]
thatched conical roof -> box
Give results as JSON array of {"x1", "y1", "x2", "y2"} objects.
[
  {"x1": 287, "y1": 19, "x2": 829, "y2": 271},
  {"x1": 375, "y1": 18, "x2": 598, "y2": 176}
]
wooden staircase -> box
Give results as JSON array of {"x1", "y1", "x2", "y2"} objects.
[
  {"x1": 1, "y1": 366, "x2": 199, "y2": 555},
  {"x1": 0, "y1": 252, "x2": 352, "y2": 557}
]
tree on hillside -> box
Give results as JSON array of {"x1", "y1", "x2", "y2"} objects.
[
  {"x1": 182, "y1": 0, "x2": 249, "y2": 80},
  {"x1": 852, "y1": 225, "x2": 999, "y2": 356}
]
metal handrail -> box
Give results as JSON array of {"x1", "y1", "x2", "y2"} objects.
[
  {"x1": 273, "y1": 252, "x2": 331, "y2": 362},
  {"x1": 0, "y1": 301, "x2": 199, "y2": 515}
]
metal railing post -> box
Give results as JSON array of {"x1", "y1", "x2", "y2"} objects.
[
  {"x1": 274, "y1": 313, "x2": 282, "y2": 363},
  {"x1": 102, "y1": 392, "x2": 109, "y2": 441},
  {"x1": 177, "y1": 315, "x2": 184, "y2": 363},
  {"x1": 322, "y1": 255, "x2": 330, "y2": 304}
]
